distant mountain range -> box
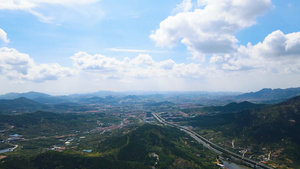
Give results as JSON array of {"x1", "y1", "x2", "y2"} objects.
[
  {"x1": 235, "y1": 87, "x2": 300, "y2": 103},
  {"x1": 0, "y1": 87, "x2": 300, "y2": 106},
  {"x1": 0, "y1": 91, "x2": 51, "y2": 100},
  {"x1": 0, "y1": 97, "x2": 94, "y2": 114}
]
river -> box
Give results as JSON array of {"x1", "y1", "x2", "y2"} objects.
[
  {"x1": 0, "y1": 148, "x2": 13, "y2": 153},
  {"x1": 222, "y1": 160, "x2": 251, "y2": 169}
]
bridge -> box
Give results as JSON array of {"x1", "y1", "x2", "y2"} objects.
[{"x1": 152, "y1": 113, "x2": 273, "y2": 169}]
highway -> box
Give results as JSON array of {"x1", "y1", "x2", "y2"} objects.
[{"x1": 152, "y1": 113, "x2": 274, "y2": 169}]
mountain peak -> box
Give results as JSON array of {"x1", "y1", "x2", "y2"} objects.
[
  {"x1": 236, "y1": 87, "x2": 300, "y2": 102},
  {"x1": 0, "y1": 91, "x2": 51, "y2": 100}
]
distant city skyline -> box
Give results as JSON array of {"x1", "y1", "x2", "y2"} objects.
[{"x1": 0, "y1": 0, "x2": 300, "y2": 94}]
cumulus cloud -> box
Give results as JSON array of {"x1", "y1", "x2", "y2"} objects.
[
  {"x1": 209, "y1": 30, "x2": 300, "y2": 73},
  {"x1": 158, "y1": 59, "x2": 176, "y2": 70},
  {"x1": 24, "y1": 63, "x2": 73, "y2": 82},
  {"x1": 67, "y1": 44, "x2": 300, "y2": 91},
  {"x1": 70, "y1": 51, "x2": 205, "y2": 79},
  {"x1": 0, "y1": 47, "x2": 72, "y2": 82},
  {"x1": 151, "y1": 0, "x2": 300, "y2": 77},
  {"x1": 150, "y1": 0, "x2": 272, "y2": 59},
  {"x1": 70, "y1": 29, "x2": 300, "y2": 90},
  {"x1": 253, "y1": 30, "x2": 300, "y2": 59},
  {"x1": 0, "y1": 29, "x2": 9, "y2": 44},
  {"x1": 130, "y1": 54, "x2": 155, "y2": 66},
  {"x1": 71, "y1": 51, "x2": 125, "y2": 73}
]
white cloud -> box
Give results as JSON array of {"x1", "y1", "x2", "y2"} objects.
[
  {"x1": 150, "y1": 0, "x2": 272, "y2": 59},
  {"x1": 70, "y1": 51, "x2": 206, "y2": 80},
  {"x1": 24, "y1": 63, "x2": 73, "y2": 82},
  {"x1": 106, "y1": 48, "x2": 168, "y2": 54},
  {"x1": 253, "y1": 30, "x2": 300, "y2": 59},
  {"x1": 209, "y1": 30, "x2": 300, "y2": 73},
  {"x1": 67, "y1": 46, "x2": 300, "y2": 92},
  {"x1": 173, "y1": 0, "x2": 193, "y2": 13},
  {"x1": 71, "y1": 51, "x2": 125, "y2": 73},
  {"x1": 130, "y1": 54, "x2": 155, "y2": 66},
  {"x1": 0, "y1": 48, "x2": 34, "y2": 76},
  {"x1": 0, "y1": 47, "x2": 72, "y2": 82},
  {"x1": 0, "y1": 0, "x2": 99, "y2": 9},
  {"x1": 0, "y1": 0, "x2": 36, "y2": 10},
  {"x1": 0, "y1": 29, "x2": 9, "y2": 44},
  {"x1": 0, "y1": 0, "x2": 102, "y2": 23},
  {"x1": 158, "y1": 59, "x2": 176, "y2": 70},
  {"x1": 1, "y1": 39, "x2": 299, "y2": 93}
]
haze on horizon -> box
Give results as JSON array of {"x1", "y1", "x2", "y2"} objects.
[{"x1": 0, "y1": 0, "x2": 300, "y2": 95}]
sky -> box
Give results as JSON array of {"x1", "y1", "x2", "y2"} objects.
[{"x1": 0, "y1": 0, "x2": 300, "y2": 95}]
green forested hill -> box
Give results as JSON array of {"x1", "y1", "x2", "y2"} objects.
[
  {"x1": 96, "y1": 124, "x2": 217, "y2": 169},
  {"x1": 0, "y1": 151, "x2": 146, "y2": 169},
  {"x1": 236, "y1": 96, "x2": 300, "y2": 143},
  {"x1": 190, "y1": 96, "x2": 300, "y2": 142},
  {"x1": 0, "y1": 97, "x2": 50, "y2": 114},
  {"x1": 0, "y1": 97, "x2": 94, "y2": 114},
  {"x1": 198, "y1": 101, "x2": 266, "y2": 114},
  {"x1": 0, "y1": 111, "x2": 115, "y2": 137},
  {"x1": 0, "y1": 124, "x2": 218, "y2": 169},
  {"x1": 189, "y1": 95, "x2": 300, "y2": 168}
]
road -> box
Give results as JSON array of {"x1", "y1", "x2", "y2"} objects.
[{"x1": 152, "y1": 113, "x2": 273, "y2": 169}]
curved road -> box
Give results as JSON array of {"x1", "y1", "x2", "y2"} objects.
[{"x1": 152, "y1": 113, "x2": 273, "y2": 169}]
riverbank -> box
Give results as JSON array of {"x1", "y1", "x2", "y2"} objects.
[
  {"x1": 222, "y1": 160, "x2": 251, "y2": 169},
  {"x1": 0, "y1": 145, "x2": 18, "y2": 154}
]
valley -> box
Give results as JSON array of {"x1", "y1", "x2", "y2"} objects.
[{"x1": 0, "y1": 88, "x2": 300, "y2": 168}]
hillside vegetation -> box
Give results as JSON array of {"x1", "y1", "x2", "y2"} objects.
[
  {"x1": 189, "y1": 96, "x2": 300, "y2": 168},
  {"x1": 0, "y1": 111, "x2": 120, "y2": 138},
  {"x1": 0, "y1": 124, "x2": 218, "y2": 169},
  {"x1": 183, "y1": 101, "x2": 266, "y2": 115}
]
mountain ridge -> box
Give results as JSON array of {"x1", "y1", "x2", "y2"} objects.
[
  {"x1": 0, "y1": 91, "x2": 51, "y2": 100},
  {"x1": 0, "y1": 97, "x2": 50, "y2": 114},
  {"x1": 235, "y1": 87, "x2": 300, "y2": 103},
  {"x1": 189, "y1": 95, "x2": 300, "y2": 167}
]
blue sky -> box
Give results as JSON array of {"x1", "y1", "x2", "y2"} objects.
[{"x1": 0, "y1": 0, "x2": 300, "y2": 95}]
